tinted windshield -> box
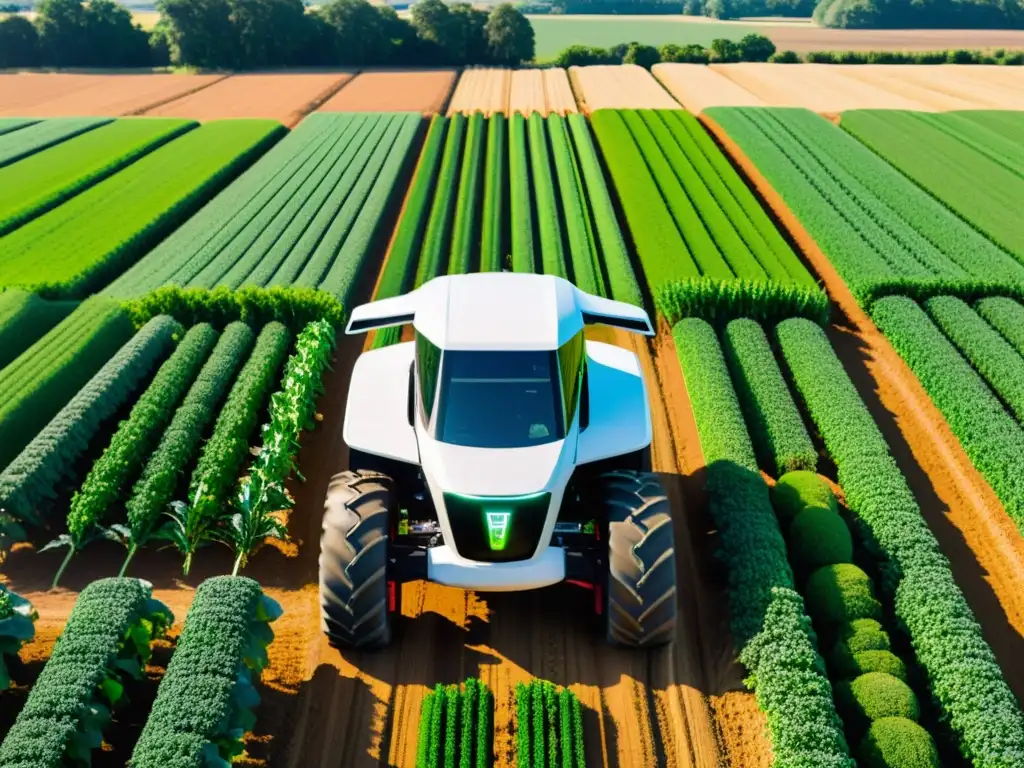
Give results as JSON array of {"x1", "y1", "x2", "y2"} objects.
[{"x1": 433, "y1": 350, "x2": 564, "y2": 448}]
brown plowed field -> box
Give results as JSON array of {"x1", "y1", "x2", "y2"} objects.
[
  {"x1": 508, "y1": 68, "x2": 580, "y2": 115},
  {"x1": 759, "y1": 25, "x2": 1024, "y2": 52},
  {"x1": 0, "y1": 73, "x2": 225, "y2": 117},
  {"x1": 317, "y1": 70, "x2": 457, "y2": 114},
  {"x1": 569, "y1": 64, "x2": 682, "y2": 112},
  {"x1": 652, "y1": 64, "x2": 766, "y2": 114},
  {"x1": 701, "y1": 111, "x2": 1024, "y2": 702},
  {"x1": 142, "y1": 72, "x2": 353, "y2": 127},
  {"x1": 447, "y1": 67, "x2": 512, "y2": 116}
]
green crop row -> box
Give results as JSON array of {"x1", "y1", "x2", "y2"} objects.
[
  {"x1": 529, "y1": 112, "x2": 568, "y2": 280},
  {"x1": 871, "y1": 296, "x2": 1024, "y2": 534},
  {"x1": 722, "y1": 318, "x2": 816, "y2": 475},
  {"x1": 177, "y1": 322, "x2": 292, "y2": 574},
  {"x1": 0, "y1": 120, "x2": 282, "y2": 300},
  {"x1": 0, "y1": 298, "x2": 136, "y2": 470},
  {"x1": 0, "y1": 585, "x2": 36, "y2": 690},
  {"x1": 977, "y1": 296, "x2": 1024, "y2": 357},
  {"x1": 0, "y1": 116, "x2": 109, "y2": 169},
  {"x1": 775, "y1": 317, "x2": 1024, "y2": 765},
  {"x1": 57, "y1": 323, "x2": 219, "y2": 585},
  {"x1": 549, "y1": 113, "x2": 599, "y2": 293},
  {"x1": 513, "y1": 680, "x2": 584, "y2": 768},
  {"x1": 0, "y1": 578, "x2": 173, "y2": 766},
  {"x1": 672, "y1": 318, "x2": 852, "y2": 767},
  {"x1": 449, "y1": 113, "x2": 485, "y2": 276},
  {"x1": 842, "y1": 110, "x2": 1024, "y2": 264},
  {"x1": 706, "y1": 106, "x2": 1024, "y2": 307},
  {"x1": 417, "y1": 113, "x2": 466, "y2": 285},
  {"x1": 123, "y1": 322, "x2": 256, "y2": 571},
  {"x1": 0, "y1": 118, "x2": 194, "y2": 236},
  {"x1": 0, "y1": 290, "x2": 77, "y2": 370},
  {"x1": 480, "y1": 113, "x2": 506, "y2": 274},
  {"x1": 509, "y1": 112, "x2": 535, "y2": 274},
  {"x1": 130, "y1": 576, "x2": 282, "y2": 768},
  {"x1": 416, "y1": 679, "x2": 493, "y2": 768},
  {"x1": 0, "y1": 314, "x2": 179, "y2": 529},
  {"x1": 0, "y1": 118, "x2": 38, "y2": 136}
]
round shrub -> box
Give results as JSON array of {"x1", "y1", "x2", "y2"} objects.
[
  {"x1": 857, "y1": 717, "x2": 939, "y2": 768},
  {"x1": 835, "y1": 673, "x2": 919, "y2": 734},
  {"x1": 844, "y1": 650, "x2": 908, "y2": 681},
  {"x1": 789, "y1": 506, "x2": 853, "y2": 569},
  {"x1": 829, "y1": 619, "x2": 891, "y2": 673},
  {"x1": 771, "y1": 470, "x2": 838, "y2": 527},
  {"x1": 804, "y1": 564, "x2": 882, "y2": 626}
]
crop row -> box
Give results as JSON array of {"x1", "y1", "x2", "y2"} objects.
[
  {"x1": 672, "y1": 318, "x2": 852, "y2": 767},
  {"x1": 416, "y1": 679, "x2": 493, "y2": 768},
  {"x1": 513, "y1": 680, "x2": 585, "y2": 768},
  {"x1": 0, "y1": 117, "x2": 194, "y2": 236},
  {"x1": 0, "y1": 298, "x2": 137, "y2": 470},
  {"x1": 0, "y1": 120, "x2": 283, "y2": 300},
  {"x1": 775, "y1": 317, "x2": 1024, "y2": 765},
  {"x1": 871, "y1": 296, "x2": 1024, "y2": 535},
  {"x1": 0, "y1": 116, "x2": 109, "y2": 169},
  {"x1": 705, "y1": 107, "x2": 1024, "y2": 307},
  {"x1": 591, "y1": 108, "x2": 826, "y2": 325},
  {"x1": 106, "y1": 112, "x2": 422, "y2": 310},
  {"x1": 841, "y1": 110, "x2": 1024, "y2": 264},
  {"x1": 0, "y1": 578, "x2": 174, "y2": 766},
  {"x1": 0, "y1": 117, "x2": 38, "y2": 136},
  {"x1": 0, "y1": 290, "x2": 76, "y2": 370},
  {"x1": 371, "y1": 110, "x2": 640, "y2": 350},
  {"x1": 0, "y1": 585, "x2": 36, "y2": 690}
]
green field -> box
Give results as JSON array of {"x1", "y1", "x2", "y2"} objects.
[{"x1": 528, "y1": 16, "x2": 757, "y2": 58}]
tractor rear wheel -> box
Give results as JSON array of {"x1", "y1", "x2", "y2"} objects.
[
  {"x1": 599, "y1": 470, "x2": 677, "y2": 647},
  {"x1": 319, "y1": 470, "x2": 394, "y2": 650}
]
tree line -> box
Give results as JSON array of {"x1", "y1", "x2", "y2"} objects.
[{"x1": 0, "y1": 0, "x2": 535, "y2": 68}]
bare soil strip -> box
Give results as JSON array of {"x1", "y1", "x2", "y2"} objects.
[
  {"x1": 0, "y1": 73, "x2": 225, "y2": 117},
  {"x1": 569, "y1": 64, "x2": 681, "y2": 113},
  {"x1": 759, "y1": 25, "x2": 1024, "y2": 53},
  {"x1": 701, "y1": 112, "x2": 1024, "y2": 703},
  {"x1": 447, "y1": 67, "x2": 512, "y2": 116},
  {"x1": 652, "y1": 64, "x2": 766, "y2": 114},
  {"x1": 143, "y1": 72, "x2": 355, "y2": 127},
  {"x1": 544, "y1": 68, "x2": 580, "y2": 115},
  {"x1": 317, "y1": 70, "x2": 457, "y2": 114}
]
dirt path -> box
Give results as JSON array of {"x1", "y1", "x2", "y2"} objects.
[{"x1": 700, "y1": 112, "x2": 1024, "y2": 703}]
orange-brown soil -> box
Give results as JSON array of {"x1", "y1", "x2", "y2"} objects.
[
  {"x1": 701, "y1": 112, "x2": 1024, "y2": 702},
  {"x1": 569, "y1": 64, "x2": 681, "y2": 112},
  {"x1": 0, "y1": 73, "x2": 226, "y2": 117},
  {"x1": 758, "y1": 25, "x2": 1024, "y2": 53},
  {"x1": 317, "y1": 70, "x2": 458, "y2": 114},
  {"x1": 143, "y1": 73, "x2": 353, "y2": 127}
]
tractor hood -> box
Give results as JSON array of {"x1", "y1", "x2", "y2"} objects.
[{"x1": 420, "y1": 437, "x2": 570, "y2": 497}]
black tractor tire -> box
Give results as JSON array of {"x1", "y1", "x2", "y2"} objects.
[
  {"x1": 599, "y1": 469, "x2": 677, "y2": 648},
  {"x1": 319, "y1": 470, "x2": 394, "y2": 650}
]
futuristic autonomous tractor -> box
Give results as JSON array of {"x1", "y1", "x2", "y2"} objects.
[{"x1": 318, "y1": 273, "x2": 677, "y2": 650}]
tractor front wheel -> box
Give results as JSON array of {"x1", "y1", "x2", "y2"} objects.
[
  {"x1": 599, "y1": 470, "x2": 677, "y2": 648},
  {"x1": 319, "y1": 470, "x2": 394, "y2": 650}
]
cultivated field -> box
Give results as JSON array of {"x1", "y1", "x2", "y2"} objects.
[{"x1": 3, "y1": 65, "x2": 1024, "y2": 768}]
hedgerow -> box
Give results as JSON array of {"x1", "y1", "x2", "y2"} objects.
[
  {"x1": 672, "y1": 318, "x2": 853, "y2": 767},
  {"x1": 416, "y1": 113, "x2": 465, "y2": 286},
  {"x1": 0, "y1": 578, "x2": 173, "y2": 766},
  {"x1": 567, "y1": 113, "x2": 640, "y2": 305},
  {"x1": 512, "y1": 680, "x2": 584, "y2": 768},
  {"x1": 372, "y1": 115, "x2": 448, "y2": 349},
  {"x1": 480, "y1": 113, "x2": 506, "y2": 274},
  {"x1": 449, "y1": 113, "x2": 485, "y2": 276},
  {"x1": 416, "y1": 679, "x2": 493, "y2": 768},
  {"x1": 776, "y1": 316, "x2": 1024, "y2": 765},
  {"x1": 926, "y1": 295, "x2": 1024, "y2": 421},
  {"x1": 129, "y1": 576, "x2": 282, "y2": 768},
  {"x1": 0, "y1": 298, "x2": 135, "y2": 470},
  {"x1": 723, "y1": 318, "x2": 817, "y2": 475},
  {"x1": 0, "y1": 315, "x2": 180, "y2": 527},
  {"x1": 871, "y1": 296, "x2": 1024, "y2": 534},
  {"x1": 976, "y1": 296, "x2": 1024, "y2": 357},
  {"x1": 122, "y1": 322, "x2": 255, "y2": 571},
  {"x1": 0, "y1": 116, "x2": 108, "y2": 169},
  {"x1": 548, "y1": 114, "x2": 600, "y2": 294},
  {"x1": 509, "y1": 112, "x2": 535, "y2": 274},
  {"x1": 0, "y1": 290, "x2": 77, "y2": 370},
  {"x1": 0, "y1": 585, "x2": 36, "y2": 690},
  {"x1": 0, "y1": 118, "x2": 194, "y2": 236}
]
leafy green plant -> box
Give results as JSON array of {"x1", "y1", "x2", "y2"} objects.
[
  {"x1": 0, "y1": 314, "x2": 180, "y2": 528},
  {"x1": 415, "y1": 679, "x2": 492, "y2": 768},
  {"x1": 512, "y1": 680, "x2": 585, "y2": 768},
  {"x1": 120, "y1": 322, "x2": 255, "y2": 573},
  {"x1": 129, "y1": 576, "x2": 282, "y2": 767},
  {"x1": 776, "y1": 317, "x2": 1024, "y2": 764},
  {"x1": 50, "y1": 322, "x2": 216, "y2": 587},
  {"x1": 771, "y1": 470, "x2": 838, "y2": 528},
  {"x1": 162, "y1": 322, "x2": 291, "y2": 574},
  {"x1": 0, "y1": 585, "x2": 36, "y2": 690},
  {"x1": 0, "y1": 578, "x2": 172, "y2": 766},
  {"x1": 857, "y1": 717, "x2": 939, "y2": 768},
  {"x1": 976, "y1": 295, "x2": 1024, "y2": 356}
]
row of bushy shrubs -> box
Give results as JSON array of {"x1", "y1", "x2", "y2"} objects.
[{"x1": 771, "y1": 471, "x2": 940, "y2": 767}]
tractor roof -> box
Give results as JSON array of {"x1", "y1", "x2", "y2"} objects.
[{"x1": 346, "y1": 273, "x2": 654, "y2": 348}]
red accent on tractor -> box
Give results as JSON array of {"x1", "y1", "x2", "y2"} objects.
[
  {"x1": 594, "y1": 583, "x2": 604, "y2": 616},
  {"x1": 387, "y1": 580, "x2": 397, "y2": 613},
  {"x1": 565, "y1": 579, "x2": 594, "y2": 590}
]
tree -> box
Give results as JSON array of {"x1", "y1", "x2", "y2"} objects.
[
  {"x1": 319, "y1": 0, "x2": 393, "y2": 64},
  {"x1": 231, "y1": 0, "x2": 308, "y2": 67},
  {"x1": 449, "y1": 2, "x2": 489, "y2": 64},
  {"x1": 737, "y1": 32, "x2": 775, "y2": 61},
  {"x1": 0, "y1": 15, "x2": 39, "y2": 67},
  {"x1": 157, "y1": 0, "x2": 235, "y2": 67},
  {"x1": 709, "y1": 37, "x2": 740, "y2": 61},
  {"x1": 410, "y1": 0, "x2": 453, "y2": 51},
  {"x1": 484, "y1": 3, "x2": 533, "y2": 65},
  {"x1": 35, "y1": 0, "x2": 88, "y2": 66},
  {"x1": 623, "y1": 41, "x2": 659, "y2": 69},
  {"x1": 82, "y1": 0, "x2": 150, "y2": 66}
]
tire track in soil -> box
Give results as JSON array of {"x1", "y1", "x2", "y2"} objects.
[{"x1": 700, "y1": 112, "x2": 1024, "y2": 701}]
